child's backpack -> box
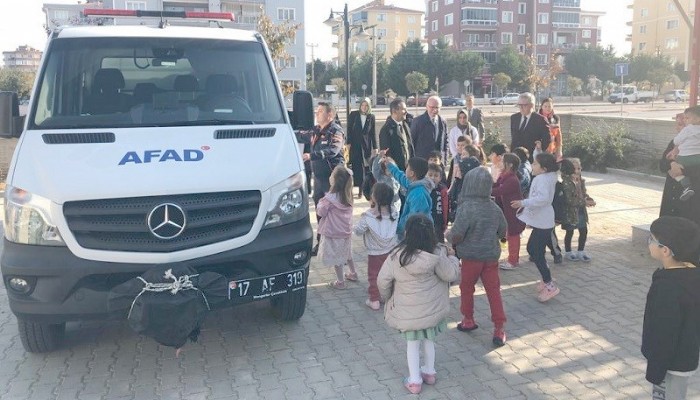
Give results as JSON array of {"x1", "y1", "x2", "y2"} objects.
[{"x1": 552, "y1": 180, "x2": 566, "y2": 224}]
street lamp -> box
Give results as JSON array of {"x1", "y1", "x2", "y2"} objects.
[
  {"x1": 324, "y1": 4, "x2": 352, "y2": 122},
  {"x1": 355, "y1": 25, "x2": 380, "y2": 107}
]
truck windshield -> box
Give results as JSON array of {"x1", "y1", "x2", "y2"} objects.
[{"x1": 30, "y1": 37, "x2": 285, "y2": 129}]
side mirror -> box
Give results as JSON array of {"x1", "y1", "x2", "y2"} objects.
[
  {"x1": 291, "y1": 90, "x2": 314, "y2": 131},
  {"x1": 0, "y1": 92, "x2": 21, "y2": 138}
]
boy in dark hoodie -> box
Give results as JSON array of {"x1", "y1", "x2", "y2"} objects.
[
  {"x1": 642, "y1": 216, "x2": 700, "y2": 400},
  {"x1": 384, "y1": 155, "x2": 433, "y2": 239},
  {"x1": 427, "y1": 163, "x2": 449, "y2": 242},
  {"x1": 446, "y1": 167, "x2": 508, "y2": 347}
]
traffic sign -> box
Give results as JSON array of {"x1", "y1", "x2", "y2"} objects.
[{"x1": 615, "y1": 63, "x2": 629, "y2": 77}]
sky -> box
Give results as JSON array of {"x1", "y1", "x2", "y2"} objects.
[{"x1": 0, "y1": 0, "x2": 632, "y2": 64}]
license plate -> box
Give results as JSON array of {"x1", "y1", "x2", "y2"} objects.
[{"x1": 228, "y1": 268, "x2": 306, "y2": 303}]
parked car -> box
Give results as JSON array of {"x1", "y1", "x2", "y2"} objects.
[
  {"x1": 407, "y1": 94, "x2": 430, "y2": 107},
  {"x1": 663, "y1": 90, "x2": 689, "y2": 103},
  {"x1": 440, "y1": 96, "x2": 466, "y2": 106},
  {"x1": 489, "y1": 93, "x2": 520, "y2": 105},
  {"x1": 608, "y1": 85, "x2": 655, "y2": 103},
  {"x1": 375, "y1": 96, "x2": 387, "y2": 105}
]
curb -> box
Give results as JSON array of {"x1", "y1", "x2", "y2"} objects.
[{"x1": 606, "y1": 167, "x2": 666, "y2": 184}]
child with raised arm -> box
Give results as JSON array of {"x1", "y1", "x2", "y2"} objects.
[
  {"x1": 383, "y1": 155, "x2": 434, "y2": 239},
  {"x1": 377, "y1": 214, "x2": 460, "y2": 394},
  {"x1": 317, "y1": 166, "x2": 358, "y2": 289},
  {"x1": 666, "y1": 105, "x2": 700, "y2": 201},
  {"x1": 511, "y1": 153, "x2": 561, "y2": 302},
  {"x1": 447, "y1": 167, "x2": 508, "y2": 347},
  {"x1": 642, "y1": 216, "x2": 700, "y2": 400},
  {"x1": 353, "y1": 182, "x2": 398, "y2": 310}
]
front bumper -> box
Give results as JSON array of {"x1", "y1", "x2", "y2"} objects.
[{"x1": 1, "y1": 217, "x2": 312, "y2": 323}]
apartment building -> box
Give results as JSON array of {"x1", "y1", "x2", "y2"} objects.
[
  {"x1": 2, "y1": 46, "x2": 43, "y2": 71},
  {"x1": 42, "y1": 0, "x2": 305, "y2": 89},
  {"x1": 628, "y1": 0, "x2": 696, "y2": 66},
  {"x1": 327, "y1": 0, "x2": 423, "y2": 64},
  {"x1": 426, "y1": 0, "x2": 602, "y2": 66}
]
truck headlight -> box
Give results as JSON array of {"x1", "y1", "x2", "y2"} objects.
[
  {"x1": 4, "y1": 186, "x2": 65, "y2": 246},
  {"x1": 263, "y1": 172, "x2": 308, "y2": 229}
]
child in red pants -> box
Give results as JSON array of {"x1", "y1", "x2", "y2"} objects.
[
  {"x1": 492, "y1": 153, "x2": 526, "y2": 269},
  {"x1": 353, "y1": 182, "x2": 398, "y2": 310},
  {"x1": 446, "y1": 167, "x2": 508, "y2": 347}
]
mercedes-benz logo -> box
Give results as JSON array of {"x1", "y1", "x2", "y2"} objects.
[{"x1": 147, "y1": 203, "x2": 186, "y2": 240}]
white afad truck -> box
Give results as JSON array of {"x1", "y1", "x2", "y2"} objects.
[
  {"x1": 608, "y1": 85, "x2": 656, "y2": 104},
  {"x1": 0, "y1": 10, "x2": 315, "y2": 352}
]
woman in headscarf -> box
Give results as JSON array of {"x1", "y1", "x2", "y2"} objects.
[
  {"x1": 538, "y1": 97, "x2": 563, "y2": 161},
  {"x1": 448, "y1": 108, "x2": 480, "y2": 159},
  {"x1": 347, "y1": 97, "x2": 377, "y2": 198}
]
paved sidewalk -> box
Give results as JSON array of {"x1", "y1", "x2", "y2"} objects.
[{"x1": 0, "y1": 171, "x2": 697, "y2": 399}]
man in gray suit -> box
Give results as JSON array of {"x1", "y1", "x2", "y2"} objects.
[
  {"x1": 466, "y1": 94, "x2": 485, "y2": 142},
  {"x1": 410, "y1": 95, "x2": 448, "y2": 164}
]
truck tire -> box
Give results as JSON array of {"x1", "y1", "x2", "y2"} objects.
[
  {"x1": 272, "y1": 287, "x2": 307, "y2": 321},
  {"x1": 623, "y1": 98, "x2": 629, "y2": 104},
  {"x1": 17, "y1": 318, "x2": 65, "y2": 353},
  {"x1": 499, "y1": 100, "x2": 504, "y2": 105}
]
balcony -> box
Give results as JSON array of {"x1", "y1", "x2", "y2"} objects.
[
  {"x1": 551, "y1": 43, "x2": 579, "y2": 52},
  {"x1": 460, "y1": 20, "x2": 498, "y2": 30},
  {"x1": 460, "y1": 42, "x2": 498, "y2": 50},
  {"x1": 553, "y1": 0, "x2": 581, "y2": 8},
  {"x1": 552, "y1": 22, "x2": 580, "y2": 29}
]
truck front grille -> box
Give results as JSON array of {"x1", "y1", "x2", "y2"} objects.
[{"x1": 63, "y1": 191, "x2": 261, "y2": 252}]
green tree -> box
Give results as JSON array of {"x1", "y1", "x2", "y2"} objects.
[
  {"x1": 564, "y1": 45, "x2": 619, "y2": 83},
  {"x1": 450, "y1": 51, "x2": 485, "y2": 90},
  {"x1": 674, "y1": 62, "x2": 690, "y2": 87},
  {"x1": 386, "y1": 40, "x2": 425, "y2": 95},
  {"x1": 405, "y1": 71, "x2": 428, "y2": 98},
  {"x1": 0, "y1": 68, "x2": 35, "y2": 99},
  {"x1": 492, "y1": 73, "x2": 511, "y2": 97},
  {"x1": 490, "y1": 46, "x2": 528, "y2": 90},
  {"x1": 628, "y1": 53, "x2": 673, "y2": 87},
  {"x1": 648, "y1": 66, "x2": 673, "y2": 102},
  {"x1": 567, "y1": 76, "x2": 583, "y2": 100},
  {"x1": 330, "y1": 77, "x2": 346, "y2": 97},
  {"x1": 422, "y1": 39, "x2": 452, "y2": 92}
]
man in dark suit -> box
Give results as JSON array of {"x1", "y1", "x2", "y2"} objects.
[
  {"x1": 410, "y1": 95, "x2": 448, "y2": 164},
  {"x1": 510, "y1": 92, "x2": 550, "y2": 159},
  {"x1": 379, "y1": 98, "x2": 413, "y2": 171},
  {"x1": 466, "y1": 94, "x2": 485, "y2": 141}
]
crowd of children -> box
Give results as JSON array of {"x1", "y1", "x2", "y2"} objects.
[{"x1": 312, "y1": 107, "x2": 700, "y2": 398}]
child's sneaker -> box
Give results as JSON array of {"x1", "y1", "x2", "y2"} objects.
[
  {"x1": 536, "y1": 281, "x2": 545, "y2": 293},
  {"x1": 456, "y1": 319, "x2": 479, "y2": 332},
  {"x1": 565, "y1": 251, "x2": 579, "y2": 262},
  {"x1": 680, "y1": 187, "x2": 695, "y2": 201},
  {"x1": 328, "y1": 280, "x2": 346, "y2": 290},
  {"x1": 420, "y1": 367, "x2": 437, "y2": 385},
  {"x1": 499, "y1": 260, "x2": 518, "y2": 270},
  {"x1": 403, "y1": 378, "x2": 422, "y2": 394},
  {"x1": 492, "y1": 328, "x2": 507, "y2": 347},
  {"x1": 553, "y1": 254, "x2": 563, "y2": 264},
  {"x1": 537, "y1": 282, "x2": 560, "y2": 302},
  {"x1": 344, "y1": 272, "x2": 359, "y2": 282},
  {"x1": 365, "y1": 299, "x2": 380, "y2": 310},
  {"x1": 578, "y1": 251, "x2": 591, "y2": 262}
]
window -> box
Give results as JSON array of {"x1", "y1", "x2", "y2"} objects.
[
  {"x1": 667, "y1": 19, "x2": 679, "y2": 29},
  {"x1": 537, "y1": 54, "x2": 547, "y2": 65},
  {"x1": 582, "y1": 17, "x2": 592, "y2": 25},
  {"x1": 377, "y1": 13, "x2": 387, "y2": 22},
  {"x1": 444, "y1": 34, "x2": 454, "y2": 46},
  {"x1": 502, "y1": 11, "x2": 513, "y2": 23},
  {"x1": 445, "y1": 0, "x2": 454, "y2": 4},
  {"x1": 538, "y1": 13, "x2": 549, "y2": 24},
  {"x1": 640, "y1": 8, "x2": 648, "y2": 17},
  {"x1": 639, "y1": 25, "x2": 647, "y2": 34},
  {"x1": 518, "y1": 24, "x2": 526, "y2": 35},
  {"x1": 377, "y1": 43, "x2": 387, "y2": 53},
  {"x1": 462, "y1": 8, "x2": 498, "y2": 24},
  {"x1": 432, "y1": 20, "x2": 438, "y2": 31},
  {"x1": 467, "y1": 34, "x2": 480, "y2": 43},
  {"x1": 395, "y1": 30, "x2": 400, "y2": 38},
  {"x1": 408, "y1": 30, "x2": 416, "y2": 39},
  {"x1": 639, "y1": 42, "x2": 646, "y2": 51},
  {"x1": 445, "y1": 13, "x2": 454, "y2": 26},
  {"x1": 282, "y1": 56, "x2": 297, "y2": 69},
  {"x1": 377, "y1": 28, "x2": 387, "y2": 37},
  {"x1": 396, "y1": 16, "x2": 400, "y2": 23},
  {"x1": 501, "y1": 32, "x2": 513, "y2": 44},
  {"x1": 539, "y1": 0, "x2": 550, "y2": 2},
  {"x1": 408, "y1": 16, "x2": 416, "y2": 23},
  {"x1": 125, "y1": 1, "x2": 146, "y2": 10},
  {"x1": 668, "y1": 2, "x2": 676, "y2": 11},
  {"x1": 277, "y1": 8, "x2": 295, "y2": 21},
  {"x1": 518, "y1": 3, "x2": 526, "y2": 14},
  {"x1": 517, "y1": 44, "x2": 526, "y2": 53},
  {"x1": 53, "y1": 10, "x2": 72, "y2": 19},
  {"x1": 581, "y1": 29, "x2": 591, "y2": 38},
  {"x1": 432, "y1": 1, "x2": 438, "y2": 12},
  {"x1": 537, "y1": 33, "x2": 548, "y2": 44},
  {"x1": 666, "y1": 38, "x2": 679, "y2": 49}
]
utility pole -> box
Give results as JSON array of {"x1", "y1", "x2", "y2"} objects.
[{"x1": 306, "y1": 43, "x2": 319, "y2": 87}]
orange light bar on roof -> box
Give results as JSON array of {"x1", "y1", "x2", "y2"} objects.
[{"x1": 83, "y1": 9, "x2": 235, "y2": 21}]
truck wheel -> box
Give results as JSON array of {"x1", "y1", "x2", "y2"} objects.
[
  {"x1": 623, "y1": 98, "x2": 629, "y2": 104},
  {"x1": 17, "y1": 318, "x2": 65, "y2": 353},
  {"x1": 499, "y1": 100, "x2": 504, "y2": 105},
  {"x1": 272, "y1": 287, "x2": 307, "y2": 321}
]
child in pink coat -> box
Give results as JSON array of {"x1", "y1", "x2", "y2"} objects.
[{"x1": 492, "y1": 153, "x2": 526, "y2": 269}]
